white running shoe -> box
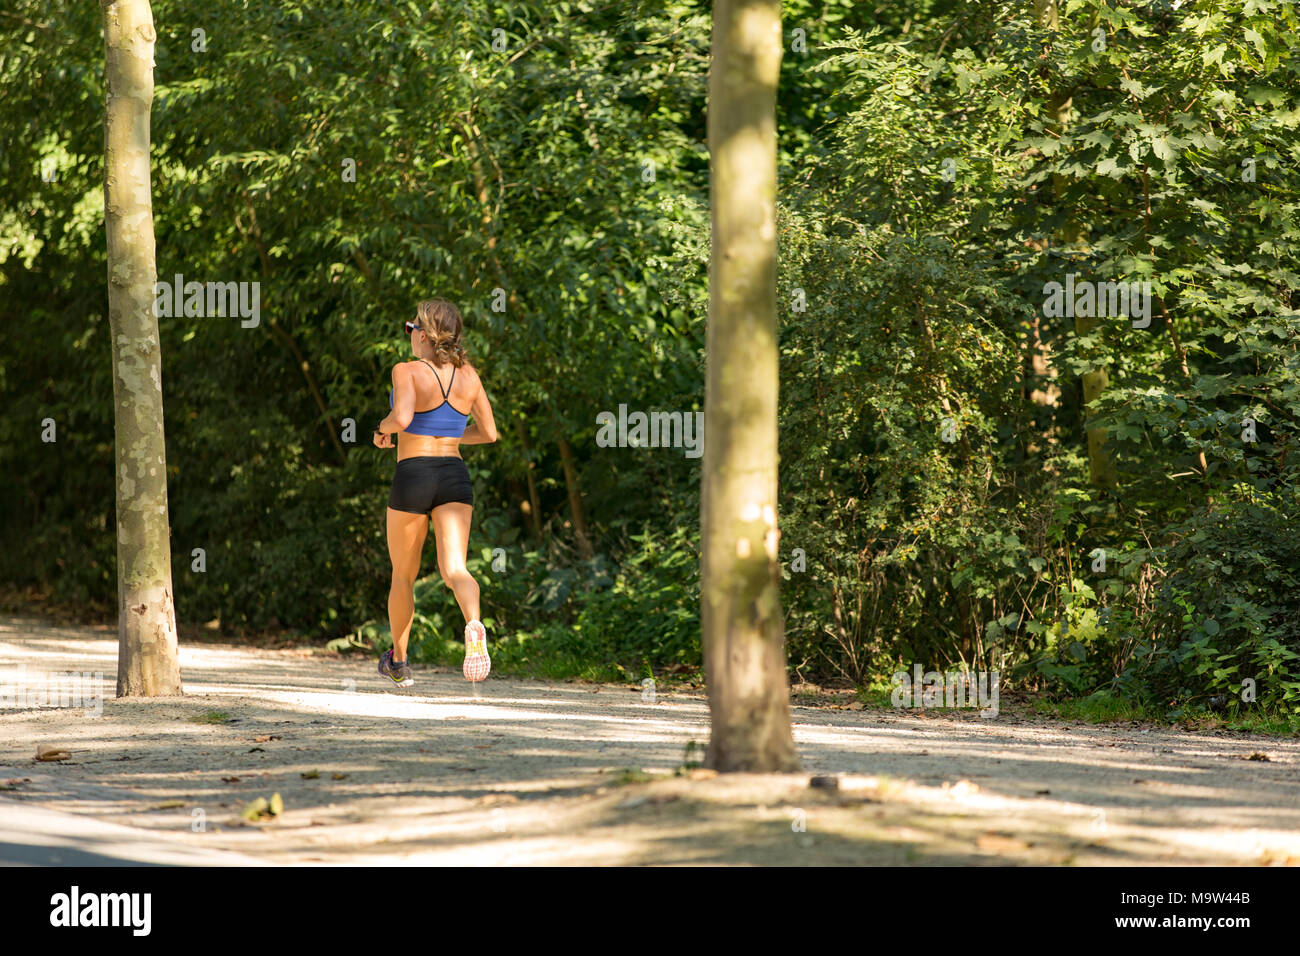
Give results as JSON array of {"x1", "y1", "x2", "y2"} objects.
[{"x1": 463, "y1": 620, "x2": 491, "y2": 682}]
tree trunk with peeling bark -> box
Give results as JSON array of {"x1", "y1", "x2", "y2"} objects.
[
  {"x1": 702, "y1": 0, "x2": 800, "y2": 773},
  {"x1": 103, "y1": 0, "x2": 183, "y2": 697}
]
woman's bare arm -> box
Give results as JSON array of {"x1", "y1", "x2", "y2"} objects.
[
  {"x1": 374, "y1": 364, "x2": 415, "y2": 445},
  {"x1": 459, "y1": 371, "x2": 498, "y2": 445}
]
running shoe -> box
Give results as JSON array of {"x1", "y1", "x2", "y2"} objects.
[
  {"x1": 378, "y1": 649, "x2": 414, "y2": 688},
  {"x1": 463, "y1": 620, "x2": 491, "y2": 682}
]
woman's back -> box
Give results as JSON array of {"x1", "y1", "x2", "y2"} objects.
[
  {"x1": 391, "y1": 359, "x2": 481, "y2": 457},
  {"x1": 404, "y1": 358, "x2": 479, "y2": 415}
]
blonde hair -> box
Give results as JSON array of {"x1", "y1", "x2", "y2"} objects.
[{"x1": 415, "y1": 298, "x2": 466, "y2": 367}]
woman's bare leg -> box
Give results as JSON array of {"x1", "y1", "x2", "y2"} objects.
[
  {"x1": 430, "y1": 502, "x2": 478, "y2": 623},
  {"x1": 386, "y1": 507, "x2": 428, "y2": 662}
]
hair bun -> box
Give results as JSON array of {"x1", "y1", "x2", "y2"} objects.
[{"x1": 416, "y1": 297, "x2": 466, "y2": 367}]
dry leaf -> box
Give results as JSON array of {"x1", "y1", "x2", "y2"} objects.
[
  {"x1": 221, "y1": 776, "x2": 241, "y2": 783},
  {"x1": 300, "y1": 770, "x2": 320, "y2": 779},
  {"x1": 35, "y1": 744, "x2": 71, "y2": 762},
  {"x1": 253, "y1": 735, "x2": 282, "y2": 743},
  {"x1": 240, "y1": 793, "x2": 283, "y2": 822},
  {"x1": 331, "y1": 772, "x2": 348, "y2": 780},
  {"x1": 687, "y1": 768, "x2": 717, "y2": 781}
]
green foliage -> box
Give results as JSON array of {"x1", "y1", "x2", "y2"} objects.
[{"x1": 1141, "y1": 499, "x2": 1300, "y2": 711}]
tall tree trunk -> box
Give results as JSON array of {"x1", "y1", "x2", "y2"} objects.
[
  {"x1": 702, "y1": 0, "x2": 799, "y2": 773},
  {"x1": 1034, "y1": 0, "x2": 1114, "y2": 488},
  {"x1": 513, "y1": 415, "x2": 543, "y2": 541},
  {"x1": 103, "y1": 0, "x2": 182, "y2": 697},
  {"x1": 1076, "y1": 316, "x2": 1116, "y2": 487},
  {"x1": 556, "y1": 436, "x2": 593, "y2": 560}
]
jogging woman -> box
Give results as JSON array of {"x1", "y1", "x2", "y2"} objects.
[{"x1": 373, "y1": 298, "x2": 497, "y2": 688}]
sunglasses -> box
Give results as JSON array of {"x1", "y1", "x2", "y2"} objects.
[{"x1": 403, "y1": 320, "x2": 420, "y2": 335}]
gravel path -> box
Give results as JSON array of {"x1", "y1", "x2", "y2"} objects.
[{"x1": 2, "y1": 616, "x2": 1298, "y2": 865}]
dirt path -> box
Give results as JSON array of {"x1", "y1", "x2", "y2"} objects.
[{"x1": 2, "y1": 616, "x2": 1298, "y2": 865}]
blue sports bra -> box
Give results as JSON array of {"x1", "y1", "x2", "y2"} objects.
[{"x1": 389, "y1": 360, "x2": 469, "y2": 437}]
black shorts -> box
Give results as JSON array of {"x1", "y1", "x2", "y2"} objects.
[{"x1": 388, "y1": 456, "x2": 474, "y2": 514}]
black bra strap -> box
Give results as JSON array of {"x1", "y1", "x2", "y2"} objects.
[{"x1": 420, "y1": 359, "x2": 451, "y2": 400}]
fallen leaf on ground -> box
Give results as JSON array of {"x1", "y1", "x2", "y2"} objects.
[
  {"x1": 1245, "y1": 752, "x2": 1272, "y2": 762},
  {"x1": 35, "y1": 744, "x2": 71, "y2": 762},
  {"x1": 687, "y1": 768, "x2": 717, "y2": 781},
  {"x1": 300, "y1": 770, "x2": 320, "y2": 779},
  {"x1": 221, "y1": 776, "x2": 241, "y2": 783},
  {"x1": 331, "y1": 772, "x2": 348, "y2": 780},
  {"x1": 240, "y1": 793, "x2": 283, "y2": 822},
  {"x1": 253, "y1": 735, "x2": 282, "y2": 743},
  {"x1": 149, "y1": 800, "x2": 186, "y2": 810}
]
